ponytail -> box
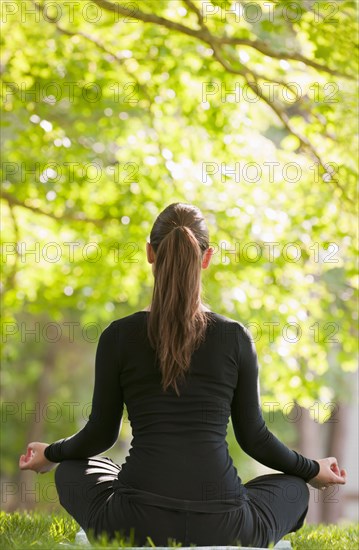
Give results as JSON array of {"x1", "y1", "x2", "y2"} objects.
[{"x1": 147, "y1": 203, "x2": 210, "y2": 396}]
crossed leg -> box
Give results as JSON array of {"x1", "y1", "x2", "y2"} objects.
[
  {"x1": 54, "y1": 456, "x2": 123, "y2": 538},
  {"x1": 243, "y1": 473, "x2": 310, "y2": 547}
]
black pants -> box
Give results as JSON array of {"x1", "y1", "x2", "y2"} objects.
[{"x1": 54, "y1": 456, "x2": 310, "y2": 548}]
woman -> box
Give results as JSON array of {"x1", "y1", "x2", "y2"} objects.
[{"x1": 19, "y1": 203, "x2": 346, "y2": 548}]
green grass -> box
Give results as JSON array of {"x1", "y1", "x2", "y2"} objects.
[
  {"x1": 284, "y1": 523, "x2": 359, "y2": 549},
  {"x1": 0, "y1": 511, "x2": 358, "y2": 549},
  {"x1": 0, "y1": 512, "x2": 181, "y2": 549},
  {"x1": 0, "y1": 511, "x2": 78, "y2": 549}
]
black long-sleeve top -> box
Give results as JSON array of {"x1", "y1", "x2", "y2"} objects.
[{"x1": 45, "y1": 311, "x2": 320, "y2": 499}]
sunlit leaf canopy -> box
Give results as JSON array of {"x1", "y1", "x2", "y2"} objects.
[{"x1": 1, "y1": 0, "x2": 358, "y2": 438}]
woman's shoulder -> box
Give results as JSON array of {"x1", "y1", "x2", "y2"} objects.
[
  {"x1": 202, "y1": 311, "x2": 253, "y2": 342},
  {"x1": 207, "y1": 310, "x2": 247, "y2": 330},
  {"x1": 105, "y1": 311, "x2": 148, "y2": 334}
]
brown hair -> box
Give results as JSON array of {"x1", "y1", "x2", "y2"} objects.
[{"x1": 147, "y1": 203, "x2": 211, "y2": 396}]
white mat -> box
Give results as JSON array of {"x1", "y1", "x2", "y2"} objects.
[{"x1": 63, "y1": 528, "x2": 292, "y2": 549}]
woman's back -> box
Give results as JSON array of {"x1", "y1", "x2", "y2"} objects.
[{"x1": 116, "y1": 310, "x2": 243, "y2": 500}]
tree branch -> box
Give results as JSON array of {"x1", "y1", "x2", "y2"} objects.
[
  {"x1": 1, "y1": 191, "x2": 111, "y2": 225},
  {"x1": 243, "y1": 79, "x2": 349, "y2": 201},
  {"x1": 182, "y1": 0, "x2": 204, "y2": 26},
  {"x1": 220, "y1": 37, "x2": 353, "y2": 80},
  {"x1": 91, "y1": 0, "x2": 353, "y2": 80},
  {"x1": 2, "y1": 201, "x2": 21, "y2": 292},
  {"x1": 197, "y1": 40, "x2": 349, "y2": 203}
]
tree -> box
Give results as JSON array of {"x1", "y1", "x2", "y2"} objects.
[{"x1": 1, "y1": 0, "x2": 358, "y2": 512}]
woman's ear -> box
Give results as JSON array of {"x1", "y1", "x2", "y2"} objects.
[
  {"x1": 202, "y1": 247, "x2": 214, "y2": 269},
  {"x1": 146, "y1": 242, "x2": 155, "y2": 264}
]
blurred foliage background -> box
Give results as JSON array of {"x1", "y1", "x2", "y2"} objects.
[{"x1": 1, "y1": 0, "x2": 358, "y2": 517}]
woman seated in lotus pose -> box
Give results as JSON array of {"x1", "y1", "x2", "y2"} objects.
[{"x1": 19, "y1": 202, "x2": 346, "y2": 548}]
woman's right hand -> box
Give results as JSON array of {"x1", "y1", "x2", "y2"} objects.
[
  {"x1": 308, "y1": 457, "x2": 347, "y2": 490},
  {"x1": 19, "y1": 442, "x2": 56, "y2": 474}
]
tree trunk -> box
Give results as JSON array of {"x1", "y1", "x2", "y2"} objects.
[
  {"x1": 322, "y1": 401, "x2": 349, "y2": 523},
  {"x1": 5, "y1": 343, "x2": 56, "y2": 512},
  {"x1": 297, "y1": 405, "x2": 324, "y2": 523}
]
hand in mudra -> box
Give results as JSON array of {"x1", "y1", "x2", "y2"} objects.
[
  {"x1": 308, "y1": 457, "x2": 347, "y2": 490},
  {"x1": 19, "y1": 442, "x2": 56, "y2": 474}
]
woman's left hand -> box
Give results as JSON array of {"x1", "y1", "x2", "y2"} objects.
[
  {"x1": 19, "y1": 442, "x2": 57, "y2": 474},
  {"x1": 307, "y1": 457, "x2": 347, "y2": 490}
]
